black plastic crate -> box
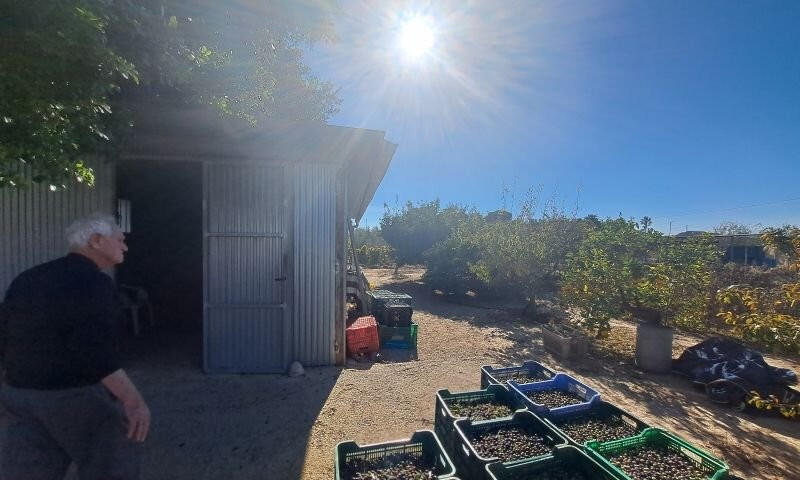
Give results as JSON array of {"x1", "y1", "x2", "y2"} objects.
[
  {"x1": 486, "y1": 445, "x2": 625, "y2": 479},
  {"x1": 367, "y1": 289, "x2": 413, "y2": 310},
  {"x1": 335, "y1": 430, "x2": 456, "y2": 480},
  {"x1": 435, "y1": 385, "x2": 526, "y2": 460},
  {"x1": 480, "y1": 361, "x2": 557, "y2": 389},
  {"x1": 374, "y1": 301, "x2": 413, "y2": 327},
  {"x1": 453, "y1": 411, "x2": 567, "y2": 480},
  {"x1": 543, "y1": 401, "x2": 650, "y2": 447}
]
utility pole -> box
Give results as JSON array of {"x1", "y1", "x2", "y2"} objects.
[{"x1": 669, "y1": 221, "x2": 673, "y2": 235}]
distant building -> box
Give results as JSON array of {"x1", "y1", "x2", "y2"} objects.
[
  {"x1": 486, "y1": 209, "x2": 512, "y2": 223},
  {"x1": 674, "y1": 231, "x2": 777, "y2": 267}
]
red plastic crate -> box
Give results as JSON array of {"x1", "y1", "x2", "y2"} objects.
[{"x1": 346, "y1": 315, "x2": 380, "y2": 355}]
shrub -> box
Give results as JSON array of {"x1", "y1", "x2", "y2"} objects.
[
  {"x1": 560, "y1": 219, "x2": 720, "y2": 335},
  {"x1": 356, "y1": 244, "x2": 394, "y2": 268},
  {"x1": 715, "y1": 226, "x2": 800, "y2": 353}
]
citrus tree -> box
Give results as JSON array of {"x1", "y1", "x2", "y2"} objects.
[
  {"x1": 716, "y1": 226, "x2": 800, "y2": 353},
  {"x1": 561, "y1": 219, "x2": 719, "y2": 335}
]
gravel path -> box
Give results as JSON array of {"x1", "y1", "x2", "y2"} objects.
[{"x1": 7, "y1": 266, "x2": 792, "y2": 480}]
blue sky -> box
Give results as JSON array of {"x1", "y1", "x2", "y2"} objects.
[{"x1": 306, "y1": 0, "x2": 800, "y2": 233}]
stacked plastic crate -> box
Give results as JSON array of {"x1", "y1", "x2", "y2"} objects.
[
  {"x1": 473, "y1": 360, "x2": 729, "y2": 480},
  {"x1": 367, "y1": 289, "x2": 417, "y2": 350},
  {"x1": 334, "y1": 358, "x2": 731, "y2": 479}
]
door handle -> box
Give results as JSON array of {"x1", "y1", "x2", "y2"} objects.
[{"x1": 274, "y1": 276, "x2": 287, "y2": 282}]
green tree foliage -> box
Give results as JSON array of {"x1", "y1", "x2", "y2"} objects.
[
  {"x1": 1, "y1": 0, "x2": 340, "y2": 188},
  {"x1": 352, "y1": 226, "x2": 387, "y2": 247},
  {"x1": 423, "y1": 200, "x2": 587, "y2": 307},
  {"x1": 355, "y1": 245, "x2": 394, "y2": 268},
  {"x1": 423, "y1": 214, "x2": 490, "y2": 295},
  {"x1": 716, "y1": 226, "x2": 800, "y2": 353},
  {"x1": 1, "y1": 1, "x2": 139, "y2": 188},
  {"x1": 713, "y1": 221, "x2": 753, "y2": 235},
  {"x1": 561, "y1": 219, "x2": 720, "y2": 335},
  {"x1": 468, "y1": 209, "x2": 586, "y2": 308},
  {"x1": 380, "y1": 200, "x2": 470, "y2": 271}
]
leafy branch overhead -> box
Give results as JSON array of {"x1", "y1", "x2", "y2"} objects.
[{"x1": 1, "y1": 0, "x2": 341, "y2": 189}]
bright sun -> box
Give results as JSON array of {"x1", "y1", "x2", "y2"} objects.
[{"x1": 399, "y1": 16, "x2": 435, "y2": 61}]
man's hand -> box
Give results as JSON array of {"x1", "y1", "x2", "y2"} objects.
[
  {"x1": 122, "y1": 397, "x2": 151, "y2": 442},
  {"x1": 101, "y1": 368, "x2": 151, "y2": 442}
]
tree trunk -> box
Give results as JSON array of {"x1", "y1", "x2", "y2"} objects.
[{"x1": 523, "y1": 292, "x2": 538, "y2": 320}]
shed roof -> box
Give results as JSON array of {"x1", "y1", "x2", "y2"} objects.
[{"x1": 119, "y1": 101, "x2": 396, "y2": 222}]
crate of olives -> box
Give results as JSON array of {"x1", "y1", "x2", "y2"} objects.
[
  {"x1": 585, "y1": 428, "x2": 729, "y2": 480},
  {"x1": 480, "y1": 361, "x2": 557, "y2": 389},
  {"x1": 335, "y1": 430, "x2": 456, "y2": 480},
  {"x1": 508, "y1": 373, "x2": 601, "y2": 417},
  {"x1": 453, "y1": 411, "x2": 568, "y2": 480},
  {"x1": 486, "y1": 445, "x2": 626, "y2": 480},
  {"x1": 435, "y1": 385, "x2": 527, "y2": 457},
  {"x1": 543, "y1": 401, "x2": 650, "y2": 447}
]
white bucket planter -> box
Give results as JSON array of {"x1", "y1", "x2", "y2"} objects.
[{"x1": 635, "y1": 321, "x2": 674, "y2": 373}]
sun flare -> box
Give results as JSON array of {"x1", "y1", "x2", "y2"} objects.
[{"x1": 399, "y1": 16, "x2": 435, "y2": 61}]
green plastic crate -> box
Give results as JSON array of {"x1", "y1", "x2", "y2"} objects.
[
  {"x1": 486, "y1": 445, "x2": 626, "y2": 480},
  {"x1": 335, "y1": 430, "x2": 456, "y2": 480},
  {"x1": 543, "y1": 401, "x2": 650, "y2": 448},
  {"x1": 586, "y1": 428, "x2": 729, "y2": 480},
  {"x1": 453, "y1": 411, "x2": 568, "y2": 480},
  {"x1": 435, "y1": 385, "x2": 526, "y2": 461},
  {"x1": 379, "y1": 321, "x2": 418, "y2": 349}
]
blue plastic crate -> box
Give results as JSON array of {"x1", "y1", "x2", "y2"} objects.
[
  {"x1": 453, "y1": 411, "x2": 567, "y2": 480},
  {"x1": 508, "y1": 373, "x2": 600, "y2": 417},
  {"x1": 480, "y1": 361, "x2": 557, "y2": 389}
]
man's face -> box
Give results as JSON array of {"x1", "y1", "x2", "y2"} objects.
[{"x1": 91, "y1": 230, "x2": 128, "y2": 266}]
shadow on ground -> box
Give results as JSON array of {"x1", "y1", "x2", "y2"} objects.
[
  {"x1": 372, "y1": 269, "x2": 800, "y2": 480},
  {"x1": 114, "y1": 329, "x2": 340, "y2": 480}
]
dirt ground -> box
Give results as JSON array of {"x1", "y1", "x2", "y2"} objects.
[{"x1": 4, "y1": 266, "x2": 798, "y2": 479}]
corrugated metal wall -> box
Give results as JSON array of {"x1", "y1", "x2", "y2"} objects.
[
  {"x1": 203, "y1": 163, "x2": 288, "y2": 373},
  {"x1": 0, "y1": 160, "x2": 115, "y2": 295},
  {"x1": 292, "y1": 164, "x2": 337, "y2": 366}
]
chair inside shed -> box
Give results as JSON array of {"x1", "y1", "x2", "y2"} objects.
[{"x1": 116, "y1": 159, "x2": 204, "y2": 364}]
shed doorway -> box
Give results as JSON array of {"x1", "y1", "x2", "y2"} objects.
[{"x1": 116, "y1": 160, "x2": 204, "y2": 362}]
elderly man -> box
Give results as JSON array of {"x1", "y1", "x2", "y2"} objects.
[{"x1": 0, "y1": 213, "x2": 150, "y2": 480}]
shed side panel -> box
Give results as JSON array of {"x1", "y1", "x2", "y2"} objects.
[
  {"x1": 0, "y1": 159, "x2": 115, "y2": 295},
  {"x1": 292, "y1": 164, "x2": 336, "y2": 366}
]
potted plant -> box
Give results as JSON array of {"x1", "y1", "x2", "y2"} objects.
[
  {"x1": 541, "y1": 321, "x2": 589, "y2": 360},
  {"x1": 628, "y1": 264, "x2": 682, "y2": 373}
]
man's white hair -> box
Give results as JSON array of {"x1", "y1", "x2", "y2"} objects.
[{"x1": 66, "y1": 213, "x2": 120, "y2": 248}]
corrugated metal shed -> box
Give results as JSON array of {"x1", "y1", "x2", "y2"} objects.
[
  {"x1": 292, "y1": 164, "x2": 337, "y2": 366},
  {"x1": 2, "y1": 99, "x2": 395, "y2": 373},
  {"x1": 120, "y1": 100, "x2": 395, "y2": 372},
  {"x1": 0, "y1": 160, "x2": 115, "y2": 294}
]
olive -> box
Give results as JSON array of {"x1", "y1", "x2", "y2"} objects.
[
  {"x1": 606, "y1": 445, "x2": 706, "y2": 480},
  {"x1": 344, "y1": 454, "x2": 435, "y2": 480},
  {"x1": 555, "y1": 412, "x2": 638, "y2": 443},
  {"x1": 526, "y1": 390, "x2": 584, "y2": 408},
  {"x1": 470, "y1": 426, "x2": 554, "y2": 461},
  {"x1": 447, "y1": 398, "x2": 515, "y2": 420}
]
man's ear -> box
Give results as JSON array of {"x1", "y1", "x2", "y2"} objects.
[{"x1": 87, "y1": 233, "x2": 104, "y2": 249}]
